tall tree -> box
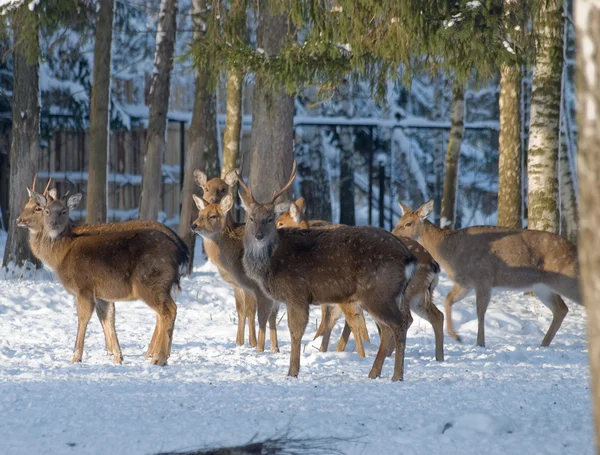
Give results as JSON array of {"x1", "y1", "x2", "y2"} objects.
[
  {"x1": 336, "y1": 81, "x2": 355, "y2": 225},
  {"x1": 527, "y1": 0, "x2": 563, "y2": 232},
  {"x1": 86, "y1": 0, "x2": 115, "y2": 225},
  {"x1": 2, "y1": 4, "x2": 40, "y2": 269},
  {"x1": 575, "y1": 0, "x2": 600, "y2": 445},
  {"x1": 139, "y1": 0, "x2": 178, "y2": 221},
  {"x1": 179, "y1": 0, "x2": 220, "y2": 271},
  {"x1": 248, "y1": 1, "x2": 295, "y2": 203},
  {"x1": 440, "y1": 81, "x2": 465, "y2": 229},
  {"x1": 559, "y1": 126, "x2": 578, "y2": 243}
]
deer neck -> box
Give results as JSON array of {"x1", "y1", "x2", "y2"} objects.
[
  {"x1": 242, "y1": 231, "x2": 278, "y2": 285},
  {"x1": 417, "y1": 221, "x2": 454, "y2": 262},
  {"x1": 37, "y1": 228, "x2": 74, "y2": 272},
  {"x1": 202, "y1": 223, "x2": 244, "y2": 273}
]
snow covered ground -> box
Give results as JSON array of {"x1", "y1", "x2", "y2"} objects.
[{"x1": 0, "y1": 245, "x2": 593, "y2": 454}]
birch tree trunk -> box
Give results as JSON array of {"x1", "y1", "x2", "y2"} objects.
[
  {"x1": 440, "y1": 81, "x2": 465, "y2": 229},
  {"x1": 221, "y1": 68, "x2": 243, "y2": 176},
  {"x1": 178, "y1": 0, "x2": 219, "y2": 272},
  {"x1": 527, "y1": 0, "x2": 563, "y2": 233},
  {"x1": 2, "y1": 5, "x2": 40, "y2": 269},
  {"x1": 86, "y1": 0, "x2": 115, "y2": 225},
  {"x1": 497, "y1": 63, "x2": 522, "y2": 228},
  {"x1": 559, "y1": 127, "x2": 579, "y2": 243},
  {"x1": 139, "y1": 0, "x2": 178, "y2": 221},
  {"x1": 248, "y1": 1, "x2": 294, "y2": 203},
  {"x1": 575, "y1": 0, "x2": 600, "y2": 446}
]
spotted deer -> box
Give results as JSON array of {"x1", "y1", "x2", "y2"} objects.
[
  {"x1": 193, "y1": 169, "x2": 258, "y2": 348},
  {"x1": 191, "y1": 194, "x2": 279, "y2": 352},
  {"x1": 393, "y1": 200, "x2": 581, "y2": 348},
  {"x1": 279, "y1": 197, "x2": 444, "y2": 361},
  {"x1": 238, "y1": 161, "x2": 419, "y2": 381},
  {"x1": 23, "y1": 191, "x2": 188, "y2": 365}
]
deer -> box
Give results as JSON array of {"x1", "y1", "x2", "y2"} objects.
[
  {"x1": 193, "y1": 169, "x2": 258, "y2": 348},
  {"x1": 393, "y1": 200, "x2": 581, "y2": 348},
  {"x1": 191, "y1": 194, "x2": 279, "y2": 353},
  {"x1": 22, "y1": 190, "x2": 189, "y2": 365},
  {"x1": 237, "y1": 161, "x2": 421, "y2": 381},
  {"x1": 278, "y1": 197, "x2": 444, "y2": 362}
]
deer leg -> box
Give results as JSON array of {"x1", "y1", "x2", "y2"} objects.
[
  {"x1": 245, "y1": 293, "x2": 258, "y2": 348},
  {"x1": 256, "y1": 294, "x2": 271, "y2": 353},
  {"x1": 410, "y1": 292, "x2": 444, "y2": 362},
  {"x1": 95, "y1": 299, "x2": 122, "y2": 364},
  {"x1": 145, "y1": 315, "x2": 159, "y2": 358},
  {"x1": 358, "y1": 309, "x2": 370, "y2": 343},
  {"x1": 72, "y1": 294, "x2": 95, "y2": 363},
  {"x1": 338, "y1": 304, "x2": 366, "y2": 358},
  {"x1": 368, "y1": 324, "x2": 394, "y2": 379},
  {"x1": 286, "y1": 302, "x2": 309, "y2": 378},
  {"x1": 318, "y1": 304, "x2": 338, "y2": 352},
  {"x1": 234, "y1": 288, "x2": 246, "y2": 347},
  {"x1": 268, "y1": 302, "x2": 280, "y2": 352},
  {"x1": 475, "y1": 286, "x2": 492, "y2": 348},
  {"x1": 336, "y1": 322, "x2": 352, "y2": 352},
  {"x1": 534, "y1": 287, "x2": 569, "y2": 347},
  {"x1": 151, "y1": 295, "x2": 177, "y2": 366},
  {"x1": 444, "y1": 283, "x2": 471, "y2": 342},
  {"x1": 313, "y1": 304, "x2": 328, "y2": 340}
]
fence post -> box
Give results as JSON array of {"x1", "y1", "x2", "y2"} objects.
[
  {"x1": 179, "y1": 121, "x2": 185, "y2": 193},
  {"x1": 368, "y1": 126, "x2": 374, "y2": 225},
  {"x1": 378, "y1": 162, "x2": 385, "y2": 228}
]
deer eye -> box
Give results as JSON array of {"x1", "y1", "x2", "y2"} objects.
[
  {"x1": 249, "y1": 217, "x2": 254, "y2": 222},
  {"x1": 268, "y1": 217, "x2": 273, "y2": 223},
  {"x1": 405, "y1": 222, "x2": 413, "y2": 227},
  {"x1": 61, "y1": 211, "x2": 67, "y2": 216},
  {"x1": 34, "y1": 207, "x2": 41, "y2": 212},
  {"x1": 44, "y1": 209, "x2": 49, "y2": 215},
  {"x1": 209, "y1": 215, "x2": 218, "y2": 221}
]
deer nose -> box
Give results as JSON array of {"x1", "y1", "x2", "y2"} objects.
[
  {"x1": 255, "y1": 232, "x2": 263, "y2": 240},
  {"x1": 191, "y1": 222, "x2": 198, "y2": 231}
]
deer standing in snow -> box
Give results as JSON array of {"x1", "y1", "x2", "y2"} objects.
[
  {"x1": 21, "y1": 191, "x2": 188, "y2": 365},
  {"x1": 237, "y1": 161, "x2": 422, "y2": 381},
  {"x1": 393, "y1": 200, "x2": 581, "y2": 348}
]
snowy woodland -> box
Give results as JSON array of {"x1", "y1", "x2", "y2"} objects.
[{"x1": 0, "y1": 0, "x2": 600, "y2": 454}]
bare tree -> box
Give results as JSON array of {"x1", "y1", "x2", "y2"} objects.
[
  {"x1": 86, "y1": 0, "x2": 115, "y2": 225},
  {"x1": 575, "y1": 0, "x2": 600, "y2": 445},
  {"x1": 221, "y1": 67, "x2": 243, "y2": 177},
  {"x1": 2, "y1": 4, "x2": 40, "y2": 269},
  {"x1": 139, "y1": 0, "x2": 178, "y2": 221}
]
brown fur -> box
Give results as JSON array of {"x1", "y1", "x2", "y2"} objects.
[
  {"x1": 393, "y1": 200, "x2": 581, "y2": 347},
  {"x1": 238, "y1": 161, "x2": 418, "y2": 381},
  {"x1": 22, "y1": 191, "x2": 188, "y2": 365},
  {"x1": 191, "y1": 195, "x2": 279, "y2": 352}
]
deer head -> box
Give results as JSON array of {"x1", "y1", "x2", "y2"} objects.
[
  {"x1": 31, "y1": 191, "x2": 83, "y2": 239},
  {"x1": 16, "y1": 174, "x2": 54, "y2": 231},
  {"x1": 237, "y1": 161, "x2": 297, "y2": 245},
  {"x1": 392, "y1": 200, "x2": 434, "y2": 240},
  {"x1": 194, "y1": 169, "x2": 238, "y2": 204},
  {"x1": 276, "y1": 197, "x2": 308, "y2": 229},
  {"x1": 191, "y1": 194, "x2": 234, "y2": 238}
]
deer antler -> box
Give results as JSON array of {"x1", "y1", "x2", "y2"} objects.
[
  {"x1": 236, "y1": 170, "x2": 254, "y2": 204},
  {"x1": 271, "y1": 160, "x2": 297, "y2": 203},
  {"x1": 32, "y1": 173, "x2": 38, "y2": 192},
  {"x1": 43, "y1": 177, "x2": 52, "y2": 197}
]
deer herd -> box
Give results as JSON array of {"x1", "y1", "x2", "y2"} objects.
[{"x1": 15, "y1": 161, "x2": 582, "y2": 382}]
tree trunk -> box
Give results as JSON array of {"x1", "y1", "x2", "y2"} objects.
[
  {"x1": 440, "y1": 81, "x2": 465, "y2": 229},
  {"x1": 221, "y1": 68, "x2": 243, "y2": 176},
  {"x1": 575, "y1": 0, "x2": 600, "y2": 446},
  {"x1": 497, "y1": 63, "x2": 522, "y2": 228},
  {"x1": 297, "y1": 128, "x2": 332, "y2": 222},
  {"x1": 178, "y1": 0, "x2": 219, "y2": 272},
  {"x1": 139, "y1": 0, "x2": 178, "y2": 221},
  {"x1": 527, "y1": 0, "x2": 563, "y2": 233},
  {"x1": 338, "y1": 126, "x2": 355, "y2": 225},
  {"x1": 2, "y1": 5, "x2": 40, "y2": 269},
  {"x1": 559, "y1": 126, "x2": 578, "y2": 243},
  {"x1": 86, "y1": 0, "x2": 115, "y2": 225},
  {"x1": 248, "y1": 1, "x2": 294, "y2": 203}
]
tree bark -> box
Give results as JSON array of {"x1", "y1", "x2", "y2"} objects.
[
  {"x1": 440, "y1": 81, "x2": 465, "y2": 229},
  {"x1": 559, "y1": 125, "x2": 579, "y2": 243},
  {"x1": 178, "y1": 0, "x2": 219, "y2": 272},
  {"x1": 338, "y1": 126, "x2": 355, "y2": 225},
  {"x1": 139, "y1": 0, "x2": 178, "y2": 221},
  {"x1": 2, "y1": 5, "x2": 40, "y2": 269},
  {"x1": 575, "y1": 0, "x2": 600, "y2": 446},
  {"x1": 86, "y1": 0, "x2": 115, "y2": 225},
  {"x1": 221, "y1": 68, "x2": 243, "y2": 176},
  {"x1": 527, "y1": 0, "x2": 563, "y2": 233},
  {"x1": 497, "y1": 63, "x2": 522, "y2": 228},
  {"x1": 248, "y1": 1, "x2": 295, "y2": 203}
]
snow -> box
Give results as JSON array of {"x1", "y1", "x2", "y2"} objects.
[{"x1": 0, "y1": 254, "x2": 593, "y2": 454}]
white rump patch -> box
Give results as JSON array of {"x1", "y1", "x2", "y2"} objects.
[{"x1": 405, "y1": 262, "x2": 416, "y2": 281}]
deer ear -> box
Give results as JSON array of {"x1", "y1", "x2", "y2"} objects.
[
  {"x1": 224, "y1": 170, "x2": 238, "y2": 187},
  {"x1": 289, "y1": 202, "x2": 302, "y2": 222},
  {"x1": 26, "y1": 187, "x2": 33, "y2": 198},
  {"x1": 67, "y1": 193, "x2": 83, "y2": 211},
  {"x1": 193, "y1": 170, "x2": 208, "y2": 188},
  {"x1": 193, "y1": 194, "x2": 207, "y2": 211},
  {"x1": 238, "y1": 191, "x2": 251, "y2": 212},
  {"x1": 219, "y1": 194, "x2": 233, "y2": 213},
  {"x1": 48, "y1": 188, "x2": 58, "y2": 201},
  {"x1": 398, "y1": 202, "x2": 411, "y2": 216},
  {"x1": 417, "y1": 200, "x2": 434, "y2": 219},
  {"x1": 295, "y1": 197, "x2": 306, "y2": 214},
  {"x1": 32, "y1": 192, "x2": 47, "y2": 207},
  {"x1": 274, "y1": 201, "x2": 290, "y2": 216}
]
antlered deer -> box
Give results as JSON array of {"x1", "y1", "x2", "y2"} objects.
[
  {"x1": 23, "y1": 191, "x2": 188, "y2": 365},
  {"x1": 238, "y1": 161, "x2": 419, "y2": 381},
  {"x1": 393, "y1": 200, "x2": 581, "y2": 348},
  {"x1": 191, "y1": 194, "x2": 279, "y2": 352},
  {"x1": 279, "y1": 197, "x2": 444, "y2": 361},
  {"x1": 193, "y1": 170, "x2": 258, "y2": 348}
]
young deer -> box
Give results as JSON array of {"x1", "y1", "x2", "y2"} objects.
[
  {"x1": 276, "y1": 197, "x2": 371, "y2": 357},
  {"x1": 279, "y1": 198, "x2": 444, "y2": 361},
  {"x1": 393, "y1": 200, "x2": 581, "y2": 348},
  {"x1": 191, "y1": 194, "x2": 279, "y2": 352},
  {"x1": 194, "y1": 169, "x2": 258, "y2": 348},
  {"x1": 238, "y1": 161, "x2": 419, "y2": 381},
  {"x1": 25, "y1": 191, "x2": 188, "y2": 365}
]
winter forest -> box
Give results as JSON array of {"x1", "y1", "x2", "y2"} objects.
[{"x1": 1, "y1": 0, "x2": 600, "y2": 454}]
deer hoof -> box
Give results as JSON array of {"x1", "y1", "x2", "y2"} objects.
[
  {"x1": 368, "y1": 369, "x2": 380, "y2": 379},
  {"x1": 391, "y1": 374, "x2": 404, "y2": 382},
  {"x1": 271, "y1": 346, "x2": 280, "y2": 353},
  {"x1": 151, "y1": 354, "x2": 168, "y2": 366},
  {"x1": 71, "y1": 352, "x2": 82, "y2": 363}
]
